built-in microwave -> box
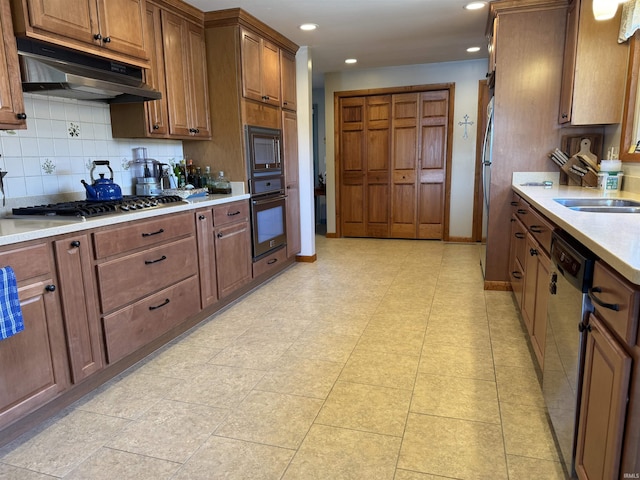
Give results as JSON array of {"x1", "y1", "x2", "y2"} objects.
[{"x1": 245, "y1": 125, "x2": 282, "y2": 174}]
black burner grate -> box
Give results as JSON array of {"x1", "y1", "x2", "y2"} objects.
[{"x1": 12, "y1": 195, "x2": 184, "y2": 218}]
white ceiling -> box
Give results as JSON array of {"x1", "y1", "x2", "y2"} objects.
[{"x1": 183, "y1": 0, "x2": 490, "y2": 87}]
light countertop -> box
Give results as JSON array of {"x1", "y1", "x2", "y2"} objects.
[
  {"x1": 0, "y1": 193, "x2": 250, "y2": 247},
  {"x1": 512, "y1": 177, "x2": 640, "y2": 285}
]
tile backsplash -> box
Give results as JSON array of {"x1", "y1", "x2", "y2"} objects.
[{"x1": 0, "y1": 93, "x2": 183, "y2": 212}]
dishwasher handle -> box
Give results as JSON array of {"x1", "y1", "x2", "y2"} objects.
[{"x1": 588, "y1": 287, "x2": 620, "y2": 312}]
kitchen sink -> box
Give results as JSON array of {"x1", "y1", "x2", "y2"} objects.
[
  {"x1": 566, "y1": 206, "x2": 640, "y2": 213},
  {"x1": 554, "y1": 198, "x2": 640, "y2": 208},
  {"x1": 553, "y1": 198, "x2": 640, "y2": 213}
]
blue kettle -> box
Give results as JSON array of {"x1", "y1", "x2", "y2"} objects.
[{"x1": 81, "y1": 160, "x2": 123, "y2": 201}]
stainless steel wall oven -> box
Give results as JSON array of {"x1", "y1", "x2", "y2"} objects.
[{"x1": 245, "y1": 125, "x2": 287, "y2": 261}]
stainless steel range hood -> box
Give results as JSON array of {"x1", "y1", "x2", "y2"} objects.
[{"x1": 16, "y1": 38, "x2": 161, "y2": 103}]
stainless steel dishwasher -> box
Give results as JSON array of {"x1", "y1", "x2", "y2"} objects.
[{"x1": 542, "y1": 230, "x2": 596, "y2": 478}]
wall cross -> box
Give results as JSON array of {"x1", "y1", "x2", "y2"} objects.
[{"x1": 458, "y1": 114, "x2": 474, "y2": 139}]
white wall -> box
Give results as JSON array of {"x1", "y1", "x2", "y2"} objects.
[
  {"x1": 0, "y1": 93, "x2": 183, "y2": 212},
  {"x1": 323, "y1": 59, "x2": 487, "y2": 239}
]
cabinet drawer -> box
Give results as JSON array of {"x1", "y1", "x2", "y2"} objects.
[
  {"x1": 517, "y1": 204, "x2": 554, "y2": 253},
  {"x1": 97, "y1": 236, "x2": 198, "y2": 313},
  {"x1": 213, "y1": 201, "x2": 249, "y2": 227},
  {"x1": 0, "y1": 243, "x2": 51, "y2": 281},
  {"x1": 589, "y1": 262, "x2": 640, "y2": 346},
  {"x1": 93, "y1": 213, "x2": 194, "y2": 259},
  {"x1": 510, "y1": 192, "x2": 521, "y2": 216},
  {"x1": 252, "y1": 246, "x2": 286, "y2": 278},
  {"x1": 103, "y1": 276, "x2": 200, "y2": 363}
]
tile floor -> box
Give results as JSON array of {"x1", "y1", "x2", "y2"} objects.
[{"x1": 0, "y1": 236, "x2": 567, "y2": 479}]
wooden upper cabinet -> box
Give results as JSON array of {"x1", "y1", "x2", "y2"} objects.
[
  {"x1": 185, "y1": 19, "x2": 210, "y2": 137},
  {"x1": 0, "y1": 0, "x2": 27, "y2": 129},
  {"x1": 143, "y1": 2, "x2": 167, "y2": 136},
  {"x1": 162, "y1": 10, "x2": 210, "y2": 139},
  {"x1": 95, "y1": 0, "x2": 147, "y2": 62},
  {"x1": 11, "y1": 0, "x2": 149, "y2": 65},
  {"x1": 110, "y1": 3, "x2": 209, "y2": 140},
  {"x1": 559, "y1": 0, "x2": 629, "y2": 124},
  {"x1": 241, "y1": 27, "x2": 281, "y2": 106},
  {"x1": 280, "y1": 49, "x2": 296, "y2": 111}
]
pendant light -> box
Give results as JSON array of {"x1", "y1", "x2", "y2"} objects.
[{"x1": 593, "y1": 0, "x2": 628, "y2": 21}]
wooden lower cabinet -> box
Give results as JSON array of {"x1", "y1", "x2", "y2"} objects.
[
  {"x1": 215, "y1": 219, "x2": 252, "y2": 299},
  {"x1": 96, "y1": 236, "x2": 198, "y2": 313},
  {"x1": 103, "y1": 276, "x2": 200, "y2": 363},
  {"x1": 252, "y1": 246, "x2": 286, "y2": 278},
  {"x1": 53, "y1": 234, "x2": 103, "y2": 383},
  {"x1": 0, "y1": 243, "x2": 69, "y2": 431},
  {"x1": 521, "y1": 232, "x2": 550, "y2": 367},
  {"x1": 576, "y1": 313, "x2": 631, "y2": 480},
  {"x1": 195, "y1": 208, "x2": 218, "y2": 308},
  {"x1": 508, "y1": 215, "x2": 526, "y2": 308}
]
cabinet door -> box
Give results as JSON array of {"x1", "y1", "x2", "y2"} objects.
[
  {"x1": 531, "y1": 248, "x2": 550, "y2": 368},
  {"x1": 0, "y1": 279, "x2": 68, "y2": 430},
  {"x1": 560, "y1": 0, "x2": 628, "y2": 125},
  {"x1": 24, "y1": 0, "x2": 97, "y2": 46},
  {"x1": 261, "y1": 39, "x2": 280, "y2": 106},
  {"x1": 558, "y1": 0, "x2": 578, "y2": 123},
  {"x1": 576, "y1": 314, "x2": 631, "y2": 480},
  {"x1": 522, "y1": 233, "x2": 538, "y2": 336},
  {"x1": 96, "y1": 0, "x2": 146, "y2": 59},
  {"x1": 241, "y1": 28, "x2": 263, "y2": 102},
  {"x1": 215, "y1": 221, "x2": 252, "y2": 298},
  {"x1": 283, "y1": 110, "x2": 300, "y2": 257},
  {"x1": 195, "y1": 209, "x2": 217, "y2": 308},
  {"x1": 143, "y1": 2, "x2": 167, "y2": 136},
  {"x1": 0, "y1": 0, "x2": 26, "y2": 129},
  {"x1": 509, "y1": 215, "x2": 526, "y2": 308},
  {"x1": 162, "y1": 10, "x2": 191, "y2": 137},
  {"x1": 185, "y1": 20, "x2": 211, "y2": 138},
  {"x1": 54, "y1": 235, "x2": 103, "y2": 383},
  {"x1": 280, "y1": 50, "x2": 296, "y2": 111}
]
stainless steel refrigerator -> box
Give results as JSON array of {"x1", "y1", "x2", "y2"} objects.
[{"x1": 480, "y1": 96, "x2": 494, "y2": 278}]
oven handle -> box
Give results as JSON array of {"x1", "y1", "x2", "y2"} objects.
[{"x1": 252, "y1": 194, "x2": 287, "y2": 206}]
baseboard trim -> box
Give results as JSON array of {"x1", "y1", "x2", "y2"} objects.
[
  {"x1": 325, "y1": 232, "x2": 339, "y2": 238},
  {"x1": 447, "y1": 236, "x2": 473, "y2": 243},
  {"x1": 484, "y1": 281, "x2": 512, "y2": 291},
  {"x1": 296, "y1": 254, "x2": 317, "y2": 263}
]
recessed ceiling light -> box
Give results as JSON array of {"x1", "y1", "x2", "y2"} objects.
[
  {"x1": 467, "y1": 46, "x2": 481, "y2": 53},
  {"x1": 464, "y1": 2, "x2": 487, "y2": 10},
  {"x1": 299, "y1": 23, "x2": 318, "y2": 31},
  {"x1": 345, "y1": 58, "x2": 357, "y2": 64}
]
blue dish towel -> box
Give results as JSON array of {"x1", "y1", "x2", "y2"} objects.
[{"x1": 0, "y1": 266, "x2": 24, "y2": 340}]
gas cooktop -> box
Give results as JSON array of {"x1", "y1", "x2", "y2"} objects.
[{"x1": 11, "y1": 195, "x2": 186, "y2": 220}]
